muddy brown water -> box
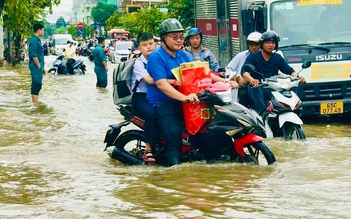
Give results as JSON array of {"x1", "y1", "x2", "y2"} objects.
[{"x1": 1, "y1": 56, "x2": 351, "y2": 218}]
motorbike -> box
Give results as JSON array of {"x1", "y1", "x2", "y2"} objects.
[
  {"x1": 103, "y1": 82, "x2": 276, "y2": 166},
  {"x1": 47, "y1": 55, "x2": 86, "y2": 75},
  {"x1": 242, "y1": 60, "x2": 312, "y2": 140}
]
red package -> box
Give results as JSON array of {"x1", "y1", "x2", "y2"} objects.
[{"x1": 178, "y1": 67, "x2": 212, "y2": 135}]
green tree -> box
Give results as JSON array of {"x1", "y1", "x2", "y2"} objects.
[
  {"x1": 55, "y1": 26, "x2": 66, "y2": 34},
  {"x1": 91, "y1": 2, "x2": 116, "y2": 25},
  {"x1": 106, "y1": 6, "x2": 170, "y2": 37},
  {"x1": 55, "y1": 16, "x2": 66, "y2": 29},
  {"x1": 161, "y1": 0, "x2": 194, "y2": 29},
  {"x1": 3, "y1": 0, "x2": 61, "y2": 65},
  {"x1": 105, "y1": 10, "x2": 121, "y2": 30}
]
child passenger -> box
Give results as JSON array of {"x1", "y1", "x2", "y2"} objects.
[{"x1": 131, "y1": 32, "x2": 175, "y2": 163}]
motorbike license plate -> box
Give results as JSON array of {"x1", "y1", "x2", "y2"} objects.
[{"x1": 320, "y1": 102, "x2": 343, "y2": 115}]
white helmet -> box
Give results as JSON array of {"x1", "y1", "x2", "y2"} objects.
[{"x1": 247, "y1": 32, "x2": 262, "y2": 43}]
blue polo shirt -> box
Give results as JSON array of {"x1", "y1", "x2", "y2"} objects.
[
  {"x1": 28, "y1": 35, "x2": 44, "y2": 69},
  {"x1": 93, "y1": 44, "x2": 107, "y2": 67},
  {"x1": 146, "y1": 46, "x2": 191, "y2": 107},
  {"x1": 241, "y1": 51, "x2": 294, "y2": 78}
]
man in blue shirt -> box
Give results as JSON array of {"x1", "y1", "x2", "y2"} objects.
[
  {"x1": 241, "y1": 31, "x2": 306, "y2": 114},
  {"x1": 184, "y1": 27, "x2": 220, "y2": 72},
  {"x1": 225, "y1": 31, "x2": 262, "y2": 103},
  {"x1": 28, "y1": 23, "x2": 45, "y2": 104},
  {"x1": 147, "y1": 18, "x2": 199, "y2": 166},
  {"x1": 93, "y1": 36, "x2": 108, "y2": 88}
]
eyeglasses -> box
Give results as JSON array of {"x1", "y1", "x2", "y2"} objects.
[{"x1": 167, "y1": 34, "x2": 184, "y2": 41}]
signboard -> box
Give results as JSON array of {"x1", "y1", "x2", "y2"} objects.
[
  {"x1": 77, "y1": 29, "x2": 84, "y2": 35},
  {"x1": 297, "y1": 0, "x2": 342, "y2": 5},
  {"x1": 77, "y1": 22, "x2": 84, "y2": 29}
]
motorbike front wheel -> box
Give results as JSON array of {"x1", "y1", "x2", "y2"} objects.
[
  {"x1": 244, "y1": 142, "x2": 276, "y2": 165},
  {"x1": 283, "y1": 122, "x2": 306, "y2": 140}
]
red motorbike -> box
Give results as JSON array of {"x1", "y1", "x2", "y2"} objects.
[{"x1": 104, "y1": 82, "x2": 276, "y2": 166}]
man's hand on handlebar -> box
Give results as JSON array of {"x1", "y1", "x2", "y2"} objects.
[
  {"x1": 184, "y1": 93, "x2": 199, "y2": 104},
  {"x1": 250, "y1": 79, "x2": 260, "y2": 88},
  {"x1": 299, "y1": 76, "x2": 306, "y2": 84}
]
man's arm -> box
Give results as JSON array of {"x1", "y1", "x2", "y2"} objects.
[{"x1": 241, "y1": 54, "x2": 259, "y2": 87}]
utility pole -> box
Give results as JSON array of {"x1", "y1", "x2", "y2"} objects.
[{"x1": 0, "y1": 0, "x2": 5, "y2": 67}]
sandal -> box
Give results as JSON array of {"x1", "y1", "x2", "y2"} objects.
[{"x1": 142, "y1": 150, "x2": 156, "y2": 163}]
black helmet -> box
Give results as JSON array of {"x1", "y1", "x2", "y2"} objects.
[
  {"x1": 158, "y1": 18, "x2": 184, "y2": 36},
  {"x1": 260, "y1": 31, "x2": 280, "y2": 50}
]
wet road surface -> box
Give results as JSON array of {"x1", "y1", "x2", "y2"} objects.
[{"x1": 0, "y1": 55, "x2": 351, "y2": 218}]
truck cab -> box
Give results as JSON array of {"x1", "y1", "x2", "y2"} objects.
[{"x1": 194, "y1": 0, "x2": 351, "y2": 117}]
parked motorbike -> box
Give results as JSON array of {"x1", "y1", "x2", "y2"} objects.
[
  {"x1": 47, "y1": 55, "x2": 86, "y2": 75},
  {"x1": 242, "y1": 60, "x2": 312, "y2": 140},
  {"x1": 103, "y1": 82, "x2": 276, "y2": 166}
]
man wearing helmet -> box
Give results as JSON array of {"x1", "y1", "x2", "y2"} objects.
[
  {"x1": 146, "y1": 18, "x2": 199, "y2": 166},
  {"x1": 185, "y1": 27, "x2": 220, "y2": 72},
  {"x1": 225, "y1": 31, "x2": 262, "y2": 103},
  {"x1": 241, "y1": 30, "x2": 306, "y2": 114}
]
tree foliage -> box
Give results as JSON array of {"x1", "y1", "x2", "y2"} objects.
[
  {"x1": 161, "y1": 0, "x2": 195, "y2": 29},
  {"x1": 55, "y1": 16, "x2": 66, "y2": 29},
  {"x1": 3, "y1": 0, "x2": 61, "y2": 36},
  {"x1": 91, "y1": 2, "x2": 117, "y2": 25},
  {"x1": 106, "y1": 7, "x2": 170, "y2": 37}
]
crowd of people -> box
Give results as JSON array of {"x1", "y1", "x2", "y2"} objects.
[{"x1": 28, "y1": 18, "x2": 306, "y2": 166}]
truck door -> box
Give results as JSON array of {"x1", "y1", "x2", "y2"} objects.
[{"x1": 216, "y1": 0, "x2": 231, "y2": 66}]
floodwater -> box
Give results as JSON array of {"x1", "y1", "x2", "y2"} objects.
[{"x1": 1, "y1": 56, "x2": 351, "y2": 219}]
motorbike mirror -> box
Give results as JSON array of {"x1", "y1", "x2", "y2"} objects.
[
  {"x1": 301, "y1": 60, "x2": 312, "y2": 69},
  {"x1": 243, "y1": 64, "x2": 256, "y2": 73}
]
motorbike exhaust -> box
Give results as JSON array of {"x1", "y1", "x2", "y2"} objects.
[{"x1": 111, "y1": 148, "x2": 143, "y2": 165}]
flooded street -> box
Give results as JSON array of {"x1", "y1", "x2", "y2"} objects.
[{"x1": 1, "y1": 56, "x2": 351, "y2": 219}]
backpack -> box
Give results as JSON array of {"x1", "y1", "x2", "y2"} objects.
[{"x1": 112, "y1": 58, "x2": 141, "y2": 105}]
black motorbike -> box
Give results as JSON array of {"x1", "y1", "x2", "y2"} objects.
[
  {"x1": 48, "y1": 55, "x2": 86, "y2": 75},
  {"x1": 104, "y1": 82, "x2": 276, "y2": 166}
]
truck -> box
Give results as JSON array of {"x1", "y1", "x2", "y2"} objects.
[
  {"x1": 50, "y1": 34, "x2": 73, "y2": 55},
  {"x1": 194, "y1": 0, "x2": 351, "y2": 117}
]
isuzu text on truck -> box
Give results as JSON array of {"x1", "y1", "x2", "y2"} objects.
[{"x1": 194, "y1": 0, "x2": 351, "y2": 117}]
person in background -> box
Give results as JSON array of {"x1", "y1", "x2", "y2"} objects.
[
  {"x1": 92, "y1": 36, "x2": 108, "y2": 89},
  {"x1": 62, "y1": 40, "x2": 76, "y2": 74},
  {"x1": 225, "y1": 31, "x2": 262, "y2": 103},
  {"x1": 241, "y1": 31, "x2": 306, "y2": 115},
  {"x1": 184, "y1": 27, "x2": 220, "y2": 72},
  {"x1": 131, "y1": 32, "x2": 174, "y2": 163},
  {"x1": 28, "y1": 23, "x2": 45, "y2": 104}
]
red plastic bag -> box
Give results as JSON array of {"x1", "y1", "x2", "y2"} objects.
[{"x1": 178, "y1": 67, "x2": 212, "y2": 135}]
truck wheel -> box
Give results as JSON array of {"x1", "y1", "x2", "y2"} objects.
[{"x1": 284, "y1": 122, "x2": 306, "y2": 140}]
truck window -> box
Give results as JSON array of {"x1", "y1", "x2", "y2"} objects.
[{"x1": 270, "y1": 1, "x2": 351, "y2": 45}]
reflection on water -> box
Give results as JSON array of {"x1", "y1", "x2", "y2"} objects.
[{"x1": 0, "y1": 60, "x2": 351, "y2": 218}]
